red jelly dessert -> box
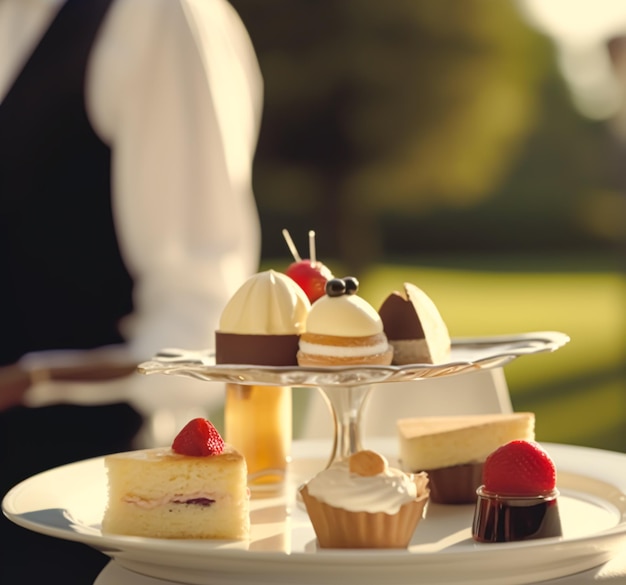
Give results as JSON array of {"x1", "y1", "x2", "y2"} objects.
[{"x1": 472, "y1": 440, "x2": 562, "y2": 543}]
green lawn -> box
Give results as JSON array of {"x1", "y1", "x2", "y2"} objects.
[{"x1": 356, "y1": 260, "x2": 626, "y2": 452}]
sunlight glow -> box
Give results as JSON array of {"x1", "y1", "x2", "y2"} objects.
[
  {"x1": 520, "y1": 0, "x2": 626, "y2": 46},
  {"x1": 518, "y1": 0, "x2": 626, "y2": 119}
]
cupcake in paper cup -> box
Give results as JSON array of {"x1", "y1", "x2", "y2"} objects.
[{"x1": 300, "y1": 450, "x2": 429, "y2": 549}]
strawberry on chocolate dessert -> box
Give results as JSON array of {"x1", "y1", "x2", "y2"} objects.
[{"x1": 472, "y1": 440, "x2": 562, "y2": 542}]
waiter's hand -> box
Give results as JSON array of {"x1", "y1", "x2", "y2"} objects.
[
  {"x1": 0, "y1": 361, "x2": 138, "y2": 412},
  {"x1": 0, "y1": 364, "x2": 30, "y2": 411}
]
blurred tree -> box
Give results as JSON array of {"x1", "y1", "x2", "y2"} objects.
[
  {"x1": 232, "y1": 0, "x2": 547, "y2": 270},
  {"x1": 382, "y1": 67, "x2": 621, "y2": 258}
]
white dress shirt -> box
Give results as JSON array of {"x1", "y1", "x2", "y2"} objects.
[{"x1": 0, "y1": 0, "x2": 262, "y2": 443}]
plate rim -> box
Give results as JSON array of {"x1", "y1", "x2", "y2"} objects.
[{"x1": 3, "y1": 440, "x2": 625, "y2": 566}]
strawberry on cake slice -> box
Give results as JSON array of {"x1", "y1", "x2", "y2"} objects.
[{"x1": 102, "y1": 418, "x2": 250, "y2": 539}]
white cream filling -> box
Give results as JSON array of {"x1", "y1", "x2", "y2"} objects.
[{"x1": 298, "y1": 339, "x2": 389, "y2": 357}]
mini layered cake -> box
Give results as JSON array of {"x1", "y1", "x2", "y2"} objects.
[
  {"x1": 300, "y1": 450, "x2": 429, "y2": 548},
  {"x1": 297, "y1": 277, "x2": 393, "y2": 366},
  {"x1": 378, "y1": 282, "x2": 450, "y2": 364},
  {"x1": 397, "y1": 413, "x2": 535, "y2": 504},
  {"x1": 102, "y1": 418, "x2": 249, "y2": 539},
  {"x1": 216, "y1": 269, "x2": 311, "y2": 365},
  {"x1": 472, "y1": 440, "x2": 562, "y2": 542}
]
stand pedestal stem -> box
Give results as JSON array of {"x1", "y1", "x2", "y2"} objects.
[{"x1": 317, "y1": 384, "x2": 373, "y2": 468}]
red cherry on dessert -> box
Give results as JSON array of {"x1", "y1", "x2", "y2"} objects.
[
  {"x1": 286, "y1": 259, "x2": 333, "y2": 303},
  {"x1": 172, "y1": 418, "x2": 224, "y2": 456},
  {"x1": 282, "y1": 228, "x2": 333, "y2": 302},
  {"x1": 483, "y1": 440, "x2": 556, "y2": 496}
]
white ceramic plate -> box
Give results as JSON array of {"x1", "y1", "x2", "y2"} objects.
[
  {"x1": 137, "y1": 331, "x2": 570, "y2": 386},
  {"x1": 3, "y1": 440, "x2": 625, "y2": 585}
]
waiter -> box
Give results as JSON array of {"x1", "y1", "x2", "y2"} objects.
[{"x1": 0, "y1": 0, "x2": 262, "y2": 582}]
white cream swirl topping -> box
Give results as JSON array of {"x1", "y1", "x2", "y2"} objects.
[
  {"x1": 219, "y1": 270, "x2": 311, "y2": 334},
  {"x1": 305, "y1": 458, "x2": 419, "y2": 515}
]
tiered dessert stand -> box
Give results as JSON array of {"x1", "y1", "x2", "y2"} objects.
[{"x1": 6, "y1": 330, "x2": 626, "y2": 585}]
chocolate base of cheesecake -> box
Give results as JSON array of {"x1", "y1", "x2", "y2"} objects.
[
  {"x1": 472, "y1": 487, "x2": 562, "y2": 543},
  {"x1": 215, "y1": 332, "x2": 300, "y2": 366},
  {"x1": 422, "y1": 462, "x2": 484, "y2": 505}
]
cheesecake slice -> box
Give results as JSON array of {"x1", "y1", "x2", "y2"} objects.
[{"x1": 397, "y1": 413, "x2": 535, "y2": 504}]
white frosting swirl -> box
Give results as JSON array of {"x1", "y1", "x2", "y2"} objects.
[
  {"x1": 305, "y1": 459, "x2": 419, "y2": 515},
  {"x1": 219, "y1": 270, "x2": 310, "y2": 334}
]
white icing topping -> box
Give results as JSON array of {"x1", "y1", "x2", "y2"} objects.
[
  {"x1": 219, "y1": 270, "x2": 310, "y2": 334},
  {"x1": 305, "y1": 460, "x2": 419, "y2": 514},
  {"x1": 305, "y1": 294, "x2": 383, "y2": 337}
]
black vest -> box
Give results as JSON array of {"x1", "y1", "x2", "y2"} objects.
[
  {"x1": 0, "y1": 6, "x2": 143, "y2": 574},
  {"x1": 0, "y1": 0, "x2": 134, "y2": 365}
]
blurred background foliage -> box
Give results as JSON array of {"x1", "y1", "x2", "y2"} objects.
[
  {"x1": 229, "y1": 0, "x2": 625, "y2": 451},
  {"x1": 231, "y1": 0, "x2": 623, "y2": 266}
]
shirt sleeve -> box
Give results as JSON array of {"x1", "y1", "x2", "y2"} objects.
[
  {"x1": 22, "y1": 0, "x2": 263, "y2": 442},
  {"x1": 87, "y1": 0, "x2": 262, "y2": 360}
]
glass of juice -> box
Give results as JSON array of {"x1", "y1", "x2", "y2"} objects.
[{"x1": 225, "y1": 383, "x2": 292, "y2": 497}]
